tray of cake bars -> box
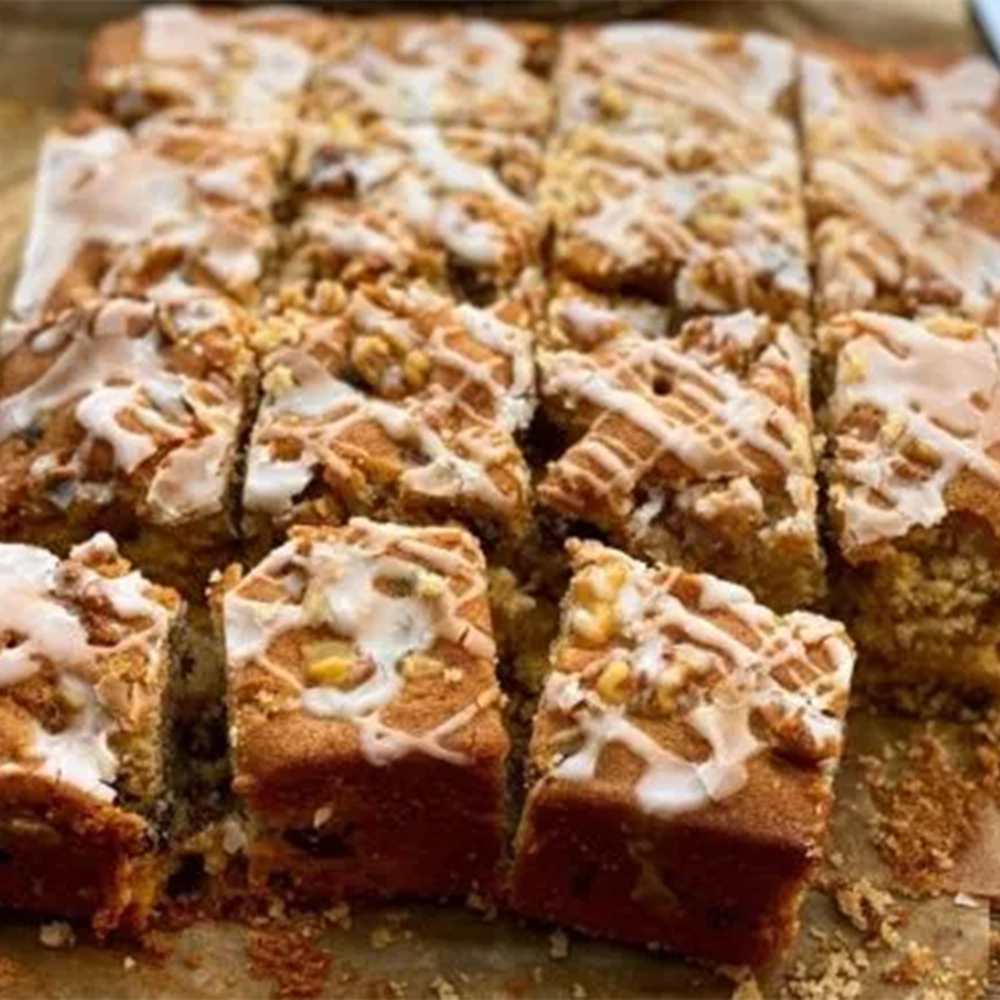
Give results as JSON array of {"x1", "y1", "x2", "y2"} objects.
[{"x1": 0, "y1": 1, "x2": 997, "y2": 997}]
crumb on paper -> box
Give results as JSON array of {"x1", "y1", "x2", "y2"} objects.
[
  {"x1": 370, "y1": 926, "x2": 395, "y2": 951},
  {"x1": 572, "y1": 985, "x2": 588, "y2": 1000},
  {"x1": 123, "y1": 956, "x2": 137, "y2": 971},
  {"x1": 731, "y1": 975, "x2": 762, "y2": 1000},
  {"x1": 39, "y1": 922, "x2": 75, "y2": 949},
  {"x1": 431, "y1": 976, "x2": 460, "y2": 1000},
  {"x1": 246, "y1": 927, "x2": 332, "y2": 1000},
  {"x1": 832, "y1": 877, "x2": 899, "y2": 946},
  {"x1": 323, "y1": 902, "x2": 352, "y2": 930},
  {"x1": 783, "y1": 940, "x2": 870, "y2": 999},
  {"x1": 952, "y1": 892, "x2": 979, "y2": 908},
  {"x1": 549, "y1": 928, "x2": 570, "y2": 960}
]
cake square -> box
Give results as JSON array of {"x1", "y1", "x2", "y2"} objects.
[
  {"x1": 0, "y1": 533, "x2": 181, "y2": 932},
  {"x1": 537, "y1": 311, "x2": 824, "y2": 611},
  {"x1": 0, "y1": 296, "x2": 257, "y2": 595},
  {"x1": 802, "y1": 50, "x2": 1000, "y2": 323},
  {"x1": 218, "y1": 518, "x2": 510, "y2": 903},
  {"x1": 10, "y1": 112, "x2": 283, "y2": 324},
  {"x1": 304, "y1": 16, "x2": 555, "y2": 136},
  {"x1": 542, "y1": 125, "x2": 810, "y2": 324},
  {"x1": 83, "y1": 3, "x2": 324, "y2": 128},
  {"x1": 511, "y1": 539, "x2": 854, "y2": 965},
  {"x1": 286, "y1": 118, "x2": 545, "y2": 298},
  {"x1": 242, "y1": 279, "x2": 536, "y2": 553},
  {"x1": 556, "y1": 23, "x2": 796, "y2": 137},
  {"x1": 826, "y1": 310, "x2": 1000, "y2": 697}
]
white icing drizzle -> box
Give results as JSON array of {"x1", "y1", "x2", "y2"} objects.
[
  {"x1": 0, "y1": 298, "x2": 243, "y2": 525},
  {"x1": 224, "y1": 519, "x2": 499, "y2": 765},
  {"x1": 803, "y1": 53, "x2": 1000, "y2": 320},
  {"x1": 547, "y1": 126, "x2": 809, "y2": 311},
  {"x1": 557, "y1": 23, "x2": 795, "y2": 136},
  {"x1": 313, "y1": 18, "x2": 550, "y2": 132},
  {"x1": 831, "y1": 312, "x2": 1000, "y2": 549},
  {"x1": 0, "y1": 535, "x2": 171, "y2": 802},
  {"x1": 11, "y1": 118, "x2": 277, "y2": 322},
  {"x1": 541, "y1": 541, "x2": 853, "y2": 817},
  {"x1": 244, "y1": 284, "x2": 533, "y2": 523},
  {"x1": 539, "y1": 313, "x2": 813, "y2": 526}
]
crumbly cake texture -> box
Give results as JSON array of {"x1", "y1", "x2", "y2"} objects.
[
  {"x1": 0, "y1": 297, "x2": 257, "y2": 594},
  {"x1": 218, "y1": 518, "x2": 509, "y2": 902},
  {"x1": 542, "y1": 124, "x2": 811, "y2": 323},
  {"x1": 512, "y1": 539, "x2": 854, "y2": 965},
  {"x1": 538, "y1": 311, "x2": 824, "y2": 612},
  {"x1": 287, "y1": 117, "x2": 545, "y2": 298},
  {"x1": 242, "y1": 279, "x2": 536, "y2": 551},
  {"x1": 0, "y1": 534, "x2": 181, "y2": 930},
  {"x1": 826, "y1": 311, "x2": 1000, "y2": 695},
  {"x1": 11, "y1": 112, "x2": 283, "y2": 324},
  {"x1": 802, "y1": 49, "x2": 1000, "y2": 323},
  {"x1": 303, "y1": 16, "x2": 556, "y2": 135},
  {"x1": 84, "y1": 4, "x2": 325, "y2": 127},
  {"x1": 555, "y1": 23, "x2": 797, "y2": 135}
]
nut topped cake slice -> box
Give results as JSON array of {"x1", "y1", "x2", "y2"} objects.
[
  {"x1": 512, "y1": 539, "x2": 854, "y2": 965},
  {"x1": 243, "y1": 279, "x2": 535, "y2": 551},
  {"x1": 0, "y1": 297, "x2": 256, "y2": 594},
  {"x1": 827, "y1": 311, "x2": 1000, "y2": 696},
  {"x1": 11, "y1": 112, "x2": 283, "y2": 323},
  {"x1": 556, "y1": 23, "x2": 796, "y2": 137},
  {"x1": 802, "y1": 51, "x2": 1000, "y2": 322},
  {"x1": 542, "y1": 125, "x2": 810, "y2": 324},
  {"x1": 538, "y1": 311, "x2": 823, "y2": 611},
  {"x1": 218, "y1": 518, "x2": 509, "y2": 902},
  {"x1": 84, "y1": 3, "x2": 324, "y2": 127},
  {"x1": 305, "y1": 16, "x2": 555, "y2": 136},
  {"x1": 287, "y1": 118, "x2": 545, "y2": 298},
  {"x1": 0, "y1": 534, "x2": 181, "y2": 931}
]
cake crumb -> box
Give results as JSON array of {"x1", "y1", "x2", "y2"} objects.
[
  {"x1": 882, "y1": 942, "x2": 933, "y2": 986},
  {"x1": 572, "y1": 985, "x2": 588, "y2": 1000},
  {"x1": 731, "y1": 975, "x2": 762, "y2": 1000},
  {"x1": 831, "y1": 877, "x2": 899, "y2": 946},
  {"x1": 123, "y1": 956, "x2": 137, "y2": 971},
  {"x1": 247, "y1": 927, "x2": 332, "y2": 999},
  {"x1": 39, "y1": 922, "x2": 75, "y2": 949},
  {"x1": 782, "y1": 938, "x2": 870, "y2": 999},
  {"x1": 430, "y1": 976, "x2": 460, "y2": 1000},
  {"x1": 549, "y1": 928, "x2": 570, "y2": 960},
  {"x1": 323, "y1": 902, "x2": 352, "y2": 930},
  {"x1": 370, "y1": 926, "x2": 395, "y2": 951}
]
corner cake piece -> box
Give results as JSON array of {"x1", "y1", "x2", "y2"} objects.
[
  {"x1": 802, "y1": 50, "x2": 1000, "y2": 322},
  {"x1": 512, "y1": 539, "x2": 854, "y2": 965},
  {"x1": 538, "y1": 311, "x2": 823, "y2": 612},
  {"x1": 542, "y1": 125, "x2": 810, "y2": 324},
  {"x1": 305, "y1": 16, "x2": 555, "y2": 136},
  {"x1": 242, "y1": 279, "x2": 535, "y2": 553},
  {"x1": 0, "y1": 297, "x2": 256, "y2": 595},
  {"x1": 287, "y1": 118, "x2": 545, "y2": 297},
  {"x1": 218, "y1": 518, "x2": 509, "y2": 902},
  {"x1": 0, "y1": 533, "x2": 181, "y2": 932},
  {"x1": 826, "y1": 311, "x2": 1000, "y2": 697},
  {"x1": 83, "y1": 3, "x2": 324, "y2": 127},
  {"x1": 10, "y1": 112, "x2": 282, "y2": 324},
  {"x1": 556, "y1": 22, "x2": 796, "y2": 137}
]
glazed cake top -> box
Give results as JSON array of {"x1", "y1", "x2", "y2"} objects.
[
  {"x1": 0, "y1": 296, "x2": 253, "y2": 528},
  {"x1": 803, "y1": 52, "x2": 1000, "y2": 321},
  {"x1": 292, "y1": 118, "x2": 544, "y2": 287},
  {"x1": 86, "y1": 4, "x2": 322, "y2": 127},
  {"x1": 0, "y1": 534, "x2": 179, "y2": 804},
  {"x1": 223, "y1": 519, "x2": 507, "y2": 789},
  {"x1": 305, "y1": 16, "x2": 555, "y2": 134},
  {"x1": 539, "y1": 311, "x2": 816, "y2": 546},
  {"x1": 556, "y1": 22, "x2": 796, "y2": 138},
  {"x1": 828, "y1": 311, "x2": 1000, "y2": 552},
  {"x1": 243, "y1": 280, "x2": 535, "y2": 530},
  {"x1": 11, "y1": 113, "x2": 281, "y2": 323},
  {"x1": 532, "y1": 539, "x2": 853, "y2": 818}
]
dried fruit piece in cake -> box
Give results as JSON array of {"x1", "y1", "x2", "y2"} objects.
[
  {"x1": 84, "y1": 4, "x2": 325, "y2": 127},
  {"x1": 542, "y1": 125, "x2": 810, "y2": 324},
  {"x1": 803, "y1": 51, "x2": 1000, "y2": 322},
  {"x1": 287, "y1": 118, "x2": 545, "y2": 298},
  {"x1": 556, "y1": 23, "x2": 796, "y2": 136},
  {"x1": 537, "y1": 311, "x2": 823, "y2": 611},
  {"x1": 0, "y1": 534, "x2": 181, "y2": 931},
  {"x1": 512, "y1": 539, "x2": 854, "y2": 965},
  {"x1": 242, "y1": 279, "x2": 535, "y2": 552},
  {"x1": 305, "y1": 17, "x2": 555, "y2": 136},
  {"x1": 0, "y1": 297, "x2": 256, "y2": 594},
  {"x1": 217, "y1": 518, "x2": 509, "y2": 902},
  {"x1": 826, "y1": 311, "x2": 1000, "y2": 696},
  {"x1": 10, "y1": 112, "x2": 282, "y2": 323}
]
